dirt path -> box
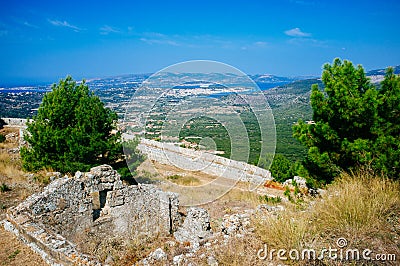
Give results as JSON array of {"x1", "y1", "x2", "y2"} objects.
[{"x1": 0, "y1": 223, "x2": 46, "y2": 266}]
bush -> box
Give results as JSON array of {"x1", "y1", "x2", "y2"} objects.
[
  {"x1": 258, "y1": 195, "x2": 282, "y2": 204},
  {"x1": 0, "y1": 134, "x2": 5, "y2": 143},
  {"x1": 268, "y1": 154, "x2": 293, "y2": 182}
]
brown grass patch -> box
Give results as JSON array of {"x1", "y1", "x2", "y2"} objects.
[
  {"x1": 0, "y1": 152, "x2": 24, "y2": 184},
  {"x1": 213, "y1": 235, "x2": 264, "y2": 266},
  {"x1": 166, "y1": 174, "x2": 201, "y2": 186},
  {"x1": 220, "y1": 188, "x2": 263, "y2": 208},
  {"x1": 253, "y1": 170, "x2": 400, "y2": 265}
]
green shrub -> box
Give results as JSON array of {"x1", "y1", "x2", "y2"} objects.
[{"x1": 258, "y1": 195, "x2": 282, "y2": 204}]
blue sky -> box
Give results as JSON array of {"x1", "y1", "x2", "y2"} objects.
[{"x1": 0, "y1": 0, "x2": 399, "y2": 84}]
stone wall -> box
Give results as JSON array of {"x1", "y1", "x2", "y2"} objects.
[
  {"x1": 137, "y1": 138, "x2": 272, "y2": 184},
  {"x1": 5, "y1": 165, "x2": 181, "y2": 265},
  {"x1": 1, "y1": 117, "x2": 27, "y2": 127}
]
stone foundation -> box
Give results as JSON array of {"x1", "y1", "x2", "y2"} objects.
[{"x1": 4, "y1": 165, "x2": 181, "y2": 265}]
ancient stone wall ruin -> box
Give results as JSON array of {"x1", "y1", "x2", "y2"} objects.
[
  {"x1": 137, "y1": 138, "x2": 272, "y2": 184},
  {"x1": 4, "y1": 165, "x2": 181, "y2": 265},
  {"x1": 1, "y1": 117, "x2": 27, "y2": 127}
]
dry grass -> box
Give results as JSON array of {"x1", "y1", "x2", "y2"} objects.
[
  {"x1": 204, "y1": 170, "x2": 400, "y2": 265},
  {"x1": 166, "y1": 174, "x2": 201, "y2": 186},
  {"x1": 0, "y1": 141, "x2": 17, "y2": 149},
  {"x1": 0, "y1": 224, "x2": 47, "y2": 266},
  {"x1": 252, "y1": 170, "x2": 400, "y2": 265},
  {"x1": 0, "y1": 127, "x2": 24, "y2": 184},
  {"x1": 220, "y1": 188, "x2": 263, "y2": 209},
  {"x1": 30, "y1": 168, "x2": 59, "y2": 185},
  {"x1": 0, "y1": 152, "x2": 24, "y2": 184},
  {"x1": 213, "y1": 235, "x2": 264, "y2": 266},
  {"x1": 316, "y1": 171, "x2": 399, "y2": 230},
  {"x1": 256, "y1": 209, "x2": 312, "y2": 252}
]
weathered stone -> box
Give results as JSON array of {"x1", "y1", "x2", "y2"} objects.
[
  {"x1": 5, "y1": 164, "x2": 182, "y2": 266},
  {"x1": 173, "y1": 254, "x2": 185, "y2": 265},
  {"x1": 256, "y1": 204, "x2": 285, "y2": 215},
  {"x1": 137, "y1": 139, "x2": 273, "y2": 185},
  {"x1": 283, "y1": 175, "x2": 308, "y2": 190},
  {"x1": 174, "y1": 207, "x2": 212, "y2": 244},
  {"x1": 141, "y1": 248, "x2": 167, "y2": 265},
  {"x1": 75, "y1": 171, "x2": 83, "y2": 179},
  {"x1": 104, "y1": 254, "x2": 114, "y2": 265},
  {"x1": 207, "y1": 255, "x2": 218, "y2": 266},
  {"x1": 219, "y1": 209, "x2": 258, "y2": 238},
  {"x1": 293, "y1": 176, "x2": 307, "y2": 188}
]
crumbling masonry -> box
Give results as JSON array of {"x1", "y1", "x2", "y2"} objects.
[{"x1": 4, "y1": 165, "x2": 181, "y2": 265}]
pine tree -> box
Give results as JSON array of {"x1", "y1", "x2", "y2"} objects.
[
  {"x1": 373, "y1": 67, "x2": 400, "y2": 177},
  {"x1": 21, "y1": 76, "x2": 123, "y2": 173},
  {"x1": 293, "y1": 59, "x2": 399, "y2": 182}
]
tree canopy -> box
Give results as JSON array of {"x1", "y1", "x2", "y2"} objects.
[
  {"x1": 293, "y1": 58, "x2": 400, "y2": 183},
  {"x1": 21, "y1": 76, "x2": 123, "y2": 173}
]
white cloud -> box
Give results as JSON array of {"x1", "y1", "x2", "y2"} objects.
[
  {"x1": 254, "y1": 41, "x2": 268, "y2": 47},
  {"x1": 100, "y1": 25, "x2": 121, "y2": 35},
  {"x1": 138, "y1": 32, "x2": 268, "y2": 50},
  {"x1": 284, "y1": 27, "x2": 311, "y2": 37},
  {"x1": 23, "y1": 21, "x2": 39, "y2": 29},
  {"x1": 48, "y1": 19, "x2": 83, "y2": 32},
  {"x1": 140, "y1": 37, "x2": 179, "y2": 46}
]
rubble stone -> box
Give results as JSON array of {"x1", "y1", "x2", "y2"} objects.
[{"x1": 174, "y1": 207, "x2": 213, "y2": 244}]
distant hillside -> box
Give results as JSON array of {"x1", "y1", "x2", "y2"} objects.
[
  {"x1": 263, "y1": 79, "x2": 322, "y2": 161},
  {"x1": 366, "y1": 65, "x2": 400, "y2": 76},
  {"x1": 0, "y1": 64, "x2": 398, "y2": 163}
]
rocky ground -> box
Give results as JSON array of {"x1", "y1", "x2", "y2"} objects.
[
  {"x1": 0, "y1": 222, "x2": 46, "y2": 266},
  {"x1": 0, "y1": 127, "x2": 46, "y2": 265},
  {"x1": 0, "y1": 126, "x2": 288, "y2": 266}
]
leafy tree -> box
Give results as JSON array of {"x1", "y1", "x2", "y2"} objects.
[
  {"x1": 21, "y1": 76, "x2": 123, "y2": 173},
  {"x1": 293, "y1": 58, "x2": 400, "y2": 182}
]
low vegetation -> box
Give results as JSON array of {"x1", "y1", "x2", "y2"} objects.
[
  {"x1": 0, "y1": 151, "x2": 24, "y2": 183},
  {"x1": 214, "y1": 170, "x2": 400, "y2": 265},
  {"x1": 166, "y1": 174, "x2": 201, "y2": 186}
]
